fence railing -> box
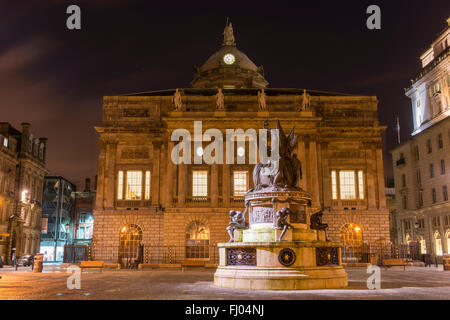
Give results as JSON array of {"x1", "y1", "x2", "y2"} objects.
[{"x1": 342, "y1": 243, "x2": 424, "y2": 264}]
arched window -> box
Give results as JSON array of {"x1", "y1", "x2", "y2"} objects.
[
  {"x1": 185, "y1": 221, "x2": 209, "y2": 259},
  {"x1": 119, "y1": 224, "x2": 143, "y2": 267},
  {"x1": 340, "y1": 223, "x2": 363, "y2": 247},
  {"x1": 434, "y1": 231, "x2": 443, "y2": 256},
  {"x1": 446, "y1": 231, "x2": 450, "y2": 254},
  {"x1": 405, "y1": 234, "x2": 411, "y2": 244},
  {"x1": 418, "y1": 236, "x2": 427, "y2": 254}
]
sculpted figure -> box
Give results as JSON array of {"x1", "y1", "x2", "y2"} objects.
[
  {"x1": 227, "y1": 207, "x2": 247, "y2": 242},
  {"x1": 173, "y1": 88, "x2": 182, "y2": 111},
  {"x1": 310, "y1": 209, "x2": 329, "y2": 241},
  {"x1": 223, "y1": 19, "x2": 235, "y2": 46},
  {"x1": 301, "y1": 89, "x2": 310, "y2": 110},
  {"x1": 258, "y1": 89, "x2": 267, "y2": 111},
  {"x1": 274, "y1": 207, "x2": 295, "y2": 241},
  {"x1": 216, "y1": 88, "x2": 225, "y2": 110},
  {"x1": 291, "y1": 153, "x2": 302, "y2": 187}
]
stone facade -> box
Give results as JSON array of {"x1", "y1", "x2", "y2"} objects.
[
  {"x1": 392, "y1": 19, "x2": 450, "y2": 256},
  {"x1": 93, "y1": 23, "x2": 389, "y2": 264},
  {"x1": 0, "y1": 122, "x2": 48, "y2": 264}
]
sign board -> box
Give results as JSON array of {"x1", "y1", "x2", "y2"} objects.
[{"x1": 0, "y1": 233, "x2": 10, "y2": 237}]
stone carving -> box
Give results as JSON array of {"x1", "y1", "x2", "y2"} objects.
[
  {"x1": 300, "y1": 89, "x2": 310, "y2": 111},
  {"x1": 121, "y1": 149, "x2": 149, "y2": 159},
  {"x1": 227, "y1": 207, "x2": 247, "y2": 242},
  {"x1": 123, "y1": 108, "x2": 149, "y2": 118},
  {"x1": 173, "y1": 88, "x2": 183, "y2": 111},
  {"x1": 288, "y1": 205, "x2": 306, "y2": 224},
  {"x1": 278, "y1": 248, "x2": 296, "y2": 266},
  {"x1": 223, "y1": 19, "x2": 236, "y2": 46},
  {"x1": 310, "y1": 209, "x2": 329, "y2": 241},
  {"x1": 216, "y1": 88, "x2": 225, "y2": 110},
  {"x1": 250, "y1": 206, "x2": 273, "y2": 224},
  {"x1": 227, "y1": 248, "x2": 256, "y2": 266},
  {"x1": 257, "y1": 89, "x2": 267, "y2": 111},
  {"x1": 274, "y1": 207, "x2": 295, "y2": 241},
  {"x1": 251, "y1": 120, "x2": 302, "y2": 191},
  {"x1": 316, "y1": 247, "x2": 339, "y2": 266}
]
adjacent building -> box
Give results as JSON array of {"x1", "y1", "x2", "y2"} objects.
[
  {"x1": 0, "y1": 122, "x2": 48, "y2": 264},
  {"x1": 39, "y1": 176, "x2": 75, "y2": 262},
  {"x1": 72, "y1": 177, "x2": 96, "y2": 246},
  {"x1": 392, "y1": 18, "x2": 450, "y2": 256},
  {"x1": 93, "y1": 22, "x2": 390, "y2": 265}
]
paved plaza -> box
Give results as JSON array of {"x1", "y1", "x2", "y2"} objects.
[{"x1": 0, "y1": 265, "x2": 450, "y2": 300}]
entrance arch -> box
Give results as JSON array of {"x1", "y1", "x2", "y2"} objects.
[
  {"x1": 185, "y1": 221, "x2": 209, "y2": 259},
  {"x1": 434, "y1": 231, "x2": 443, "y2": 256},
  {"x1": 340, "y1": 223, "x2": 363, "y2": 247},
  {"x1": 118, "y1": 224, "x2": 143, "y2": 267}
]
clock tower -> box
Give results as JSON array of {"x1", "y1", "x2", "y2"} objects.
[{"x1": 191, "y1": 20, "x2": 268, "y2": 89}]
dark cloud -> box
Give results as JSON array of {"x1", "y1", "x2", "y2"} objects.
[{"x1": 1, "y1": 0, "x2": 449, "y2": 188}]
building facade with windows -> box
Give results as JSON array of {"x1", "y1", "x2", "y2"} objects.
[
  {"x1": 72, "y1": 178, "x2": 96, "y2": 246},
  {"x1": 0, "y1": 122, "x2": 48, "y2": 264},
  {"x1": 39, "y1": 176, "x2": 75, "y2": 262},
  {"x1": 392, "y1": 18, "x2": 450, "y2": 257},
  {"x1": 93, "y1": 22, "x2": 390, "y2": 265}
]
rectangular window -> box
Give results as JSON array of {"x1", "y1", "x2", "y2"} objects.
[
  {"x1": 402, "y1": 195, "x2": 407, "y2": 209},
  {"x1": 419, "y1": 190, "x2": 424, "y2": 207},
  {"x1": 401, "y1": 174, "x2": 406, "y2": 188},
  {"x1": 427, "y1": 139, "x2": 432, "y2": 153},
  {"x1": 339, "y1": 171, "x2": 356, "y2": 199},
  {"x1": 417, "y1": 169, "x2": 422, "y2": 185},
  {"x1": 358, "y1": 170, "x2": 364, "y2": 199},
  {"x1": 432, "y1": 188, "x2": 437, "y2": 203},
  {"x1": 192, "y1": 170, "x2": 208, "y2": 197},
  {"x1": 117, "y1": 171, "x2": 124, "y2": 200},
  {"x1": 441, "y1": 160, "x2": 446, "y2": 175},
  {"x1": 145, "y1": 170, "x2": 151, "y2": 200},
  {"x1": 79, "y1": 227, "x2": 85, "y2": 239},
  {"x1": 331, "y1": 171, "x2": 337, "y2": 200},
  {"x1": 126, "y1": 171, "x2": 142, "y2": 200},
  {"x1": 443, "y1": 186, "x2": 448, "y2": 201},
  {"x1": 433, "y1": 216, "x2": 440, "y2": 227},
  {"x1": 414, "y1": 145, "x2": 420, "y2": 161},
  {"x1": 233, "y1": 171, "x2": 249, "y2": 196},
  {"x1": 430, "y1": 164, "x2": 434, "y2": 178},
  {"x1": 438, "y1": 133, "x2": 443, "y2": 149}
]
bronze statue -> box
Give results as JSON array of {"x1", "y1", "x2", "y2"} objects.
[
  {"x1": 274, "y1": 207, "x2": 295, "y2": 241},
  {"x1": 227, "y1": 207, "x2": 247, "y2": 242},
  {"x1": 310, "y1": 209, "x2": 329, "y2": 241},
  {"x1": 250, "y1": 120, "x2": 302, "y2": 192}
]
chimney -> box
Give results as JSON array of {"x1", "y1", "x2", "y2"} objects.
[
  {"x1": 84, "y1": 178, "x2": 91, "y2": 192},
  {"x1": 20, "y1": 122, "x2": 30, "y2": 154}
]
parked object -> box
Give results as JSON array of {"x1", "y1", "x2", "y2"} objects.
[{"x1": 16, "y1": 255, "x2": 34, "y2": 267}]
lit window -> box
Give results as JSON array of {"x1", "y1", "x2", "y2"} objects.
[
  {"x1": 192, "y1": 170, "x2": 208, "y2": 197},
  {"x1": 339, "y1": 171, "x2": 356, "y2": 199},
  {"x1": 358, "y1": 170, "x2": 364, "y2": 200},
  {"x1": 3, "y1": 138, "x2": 8, "y2": 147},
  {"x1": 117, "y1": 171, "x2": 124, "y2": 200},
  {"x1": 233, "y1": 171, "x2": 248, "y2": 196},
  {"x1": 435, "y1": 232, "x2": 443, "y2": 256},
  {"x1": 145, "y1": 170, "x2": 151, "y2": 200},
  {"x1": 126, "y1": 171, "x2": 142, "y2": 200},
  {"x1": 331, "y1": 171, "x2": 337, "y2": 200}
]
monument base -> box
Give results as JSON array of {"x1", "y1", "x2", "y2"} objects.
[{"x1": 214, "y1": 241, "x2": 348, "y2": 290}]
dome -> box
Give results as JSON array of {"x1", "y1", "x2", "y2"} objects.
[{"x1": 191, "y1": 21, "x2": 268, "y2": 89}]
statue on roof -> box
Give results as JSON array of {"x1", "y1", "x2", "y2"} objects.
[
  {"x1": 216, "y1": 88, "x2": 225, "y2": 110},
  {"x1": 258, "y1": 89, "x2": 267, "y2": 111},
  {"x1": 223, "y1": 18, "x2": 236, "y2": 46},
  {"x1": 301, "y1": 89, "x2": 310, "y2": 111},
  {"x1": 173, "y1": 88, "x2": 183, "y2": 111}
]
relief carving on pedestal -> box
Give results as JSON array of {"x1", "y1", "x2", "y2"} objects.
[
  {"x1": 288, "y1": 204, "x2": 306, "y2": 224},
  {"x1": 250, "y1": 206, "x2": 273, "y2": 224}
]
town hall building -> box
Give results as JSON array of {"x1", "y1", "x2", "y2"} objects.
[{"x1": 92, "y1": 22, "x2": 390, "y2": 266}]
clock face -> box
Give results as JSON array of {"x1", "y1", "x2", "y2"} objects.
[{"x1": 223, "y1": 53, "x2": 235, "y2": 65}]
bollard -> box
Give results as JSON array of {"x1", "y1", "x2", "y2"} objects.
[{"x1": 33, "y1": 253, "x2": 44, "y2": 273}]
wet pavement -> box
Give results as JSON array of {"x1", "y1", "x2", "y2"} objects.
[{"x1": 1, "y1": 265, "x2": 449, "y2": 300}]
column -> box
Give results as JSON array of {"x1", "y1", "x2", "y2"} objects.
[
  {"x1": 152, "y1": 141, "x2": 161, "y2": 206},
  {"x1": 222, "y1": 164, "x2": 230, "y2": 206},
  {"x1": 165, "y1": 140, "x2": 175, "y2": 207},
  {"x1": 309, "y1": 140, "x2": 320, "y2": 208},
  {"x1": 375, "y1": 147, "x2": 387, "y2": 209},
  {"x1": 211, "y1": 163, "x2": 219, "y2": 207},
  {"x1": 321, "y1": 143, "x2": 331, "y2": 208},
  {"x1": 366, "y1": 147, "x2": 377, "y2": 209},
  {"x1": 104, "y1": 142, "x2": 117, "y2": 209},
  {"x1": 297, "y1": 140, "x2": 307, "y2": 190},
  {"x1": 178, "y1": 163, "x2": 186, "y2": 205},
  {"x1": 95, "y1": 139, "x2": 106, "y2": 209}
]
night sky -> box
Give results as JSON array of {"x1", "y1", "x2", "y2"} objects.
[{"x1": 1, "y1": 0, "x2": 449, "y2": 189}]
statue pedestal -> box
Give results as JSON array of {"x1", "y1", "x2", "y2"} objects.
[
  {"x1": 214, "y1": 189, "x2": 348, "y2": 290},
  {"x1": 214, "y1": 111, "x2": 226, "y2": 117},
  {"x1": 233, "y1": 229, "x2": 243, "y2": 242},
  {"x1": 257, "y1": 111, "x2": 269, "y2": 117}
]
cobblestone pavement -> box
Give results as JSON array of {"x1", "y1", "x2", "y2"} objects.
[{"x1": 0, "y1": 266, "x2": 449, "y2": 300}]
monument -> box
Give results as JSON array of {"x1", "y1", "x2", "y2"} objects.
[{"x1": 214, "y1": 121, "x2": 348, "y2": 290}]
